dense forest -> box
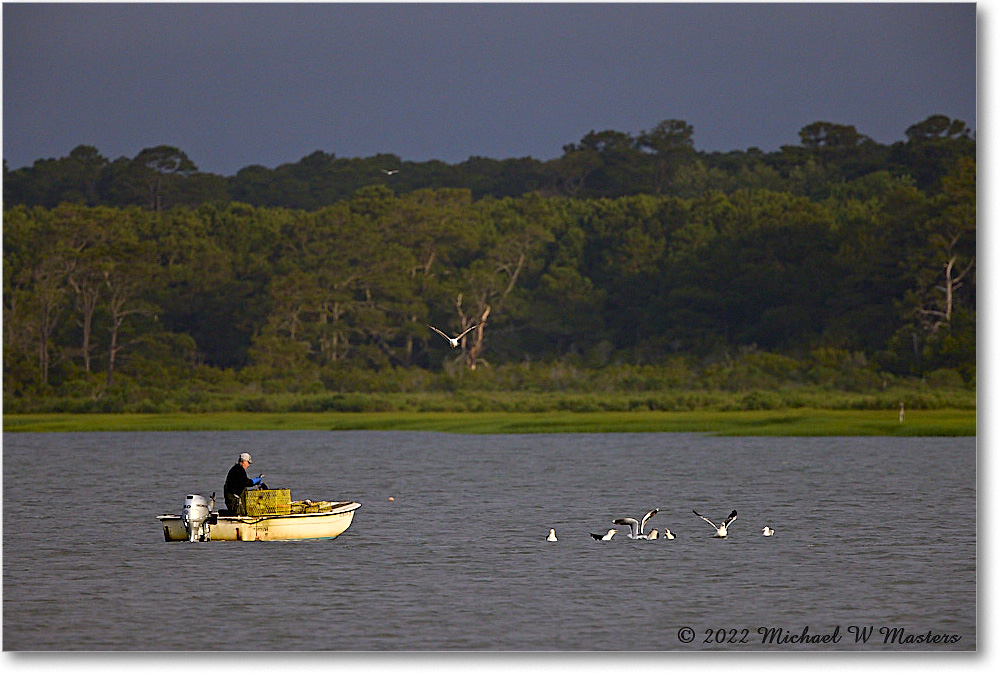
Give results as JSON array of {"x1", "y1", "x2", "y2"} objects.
[{"x1": 2, "y1": 116, "x2": 976, "y2": 413}]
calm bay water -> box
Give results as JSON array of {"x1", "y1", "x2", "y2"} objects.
[{"x1": 2, "y1": 431, "x2": 975, "y2": 651}]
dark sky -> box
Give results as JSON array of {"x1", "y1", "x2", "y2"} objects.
[{"x1": 2, "y1": 2, "x2": 977, "y2": 176}]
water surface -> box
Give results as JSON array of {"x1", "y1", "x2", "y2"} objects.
[{"x1": 2, "y1": 431, "x2": 975, "y2": 650}]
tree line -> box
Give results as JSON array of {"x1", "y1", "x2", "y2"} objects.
[
  {"x1": 2, "y1": 116, "x2": 975, "y2": 411},
  {"x1": 4, "y1": 115, "x2": 974, "y2": 209}
]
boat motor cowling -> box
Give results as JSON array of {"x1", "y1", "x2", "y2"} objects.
[{"x1": 181, "y1": 493, "x2": 216, "y2": 542}]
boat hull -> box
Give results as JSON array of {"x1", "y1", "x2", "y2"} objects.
[{"x1": 157, "y1": 501, "x2": 360, "y2": 542}]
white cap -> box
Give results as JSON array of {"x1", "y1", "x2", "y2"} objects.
[{"x1": 240, "y1": 452, "x2": 252, "y2": 464}]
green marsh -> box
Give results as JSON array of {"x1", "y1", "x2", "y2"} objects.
[{"x1": 3, "y1": 408, "x2": 975, "y2": 436}]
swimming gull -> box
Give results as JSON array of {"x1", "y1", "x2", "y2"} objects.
[
  {"x1": 762, "y1": 526, "x2": 774, "y2": 537},
  {"x1": 693, "y1": 509, "x2": 738, "y2": 538},
  {"x1": 590, "y1": 528, "x2": 618, "y2": 541},
  {"x1": 613, "y1": 508, "x2": 660, "y2": 539},
  {"x1": 662, "y1": 529, "x2": 676, "y2": 540},
  {"x1": 547, "y1": 528, "x2": 558, "y2": 542}
]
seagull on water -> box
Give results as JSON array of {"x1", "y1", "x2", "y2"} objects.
[
  {"x1": 693, "y1": 509, "x2": 738, "y2": 538},
  {"x1": 547, "y1": 528, "x2": 558, "y2": 542},
  {"x1": 613, "y1": 508, "x2": 660, "y2": 539},
  {"x1": 762, "y1": 526, "x2": 774, "y2": 537},
  {"x1": 590, "y1": 528, "x2": 618, "y2": 541},
  {"x1": 428, "y1": 324, "x2": 477, "y2": 348},
  {"x1": 662, "y1": 529, "x2": 675, "y2": 540}
]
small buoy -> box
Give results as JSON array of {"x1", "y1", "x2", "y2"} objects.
[{"x1": 388, "y1": 496, "x2": 395, "y2": 502}]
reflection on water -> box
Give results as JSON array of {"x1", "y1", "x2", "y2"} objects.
[{"x1": 3, "y1": 431, "x2": 975, "y2": 650}]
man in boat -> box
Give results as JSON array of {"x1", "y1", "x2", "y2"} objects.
[{"x1": 224, "y1": 452, "x2": 264, "y2": 514}]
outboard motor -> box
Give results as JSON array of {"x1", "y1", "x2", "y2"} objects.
[{"x1": 181, "y1": 493, "x2": 216, "y2": 542}]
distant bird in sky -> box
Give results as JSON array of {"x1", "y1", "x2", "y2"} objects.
[
  {"x1": 428, "y1": 324, "x2": 477, "y2": 348},
  {"x1": 381, "y1": 169, "x2": 399, "y2": 175},
  {"x1": 693, "y1": 509, "x2": 738, "y2": 538},
  {"x1": 613, "y1": 508, "x2": 659, "y2": 539},
  {"x1": 762, "y1": 526, "x2": 774, "y2": 537},
  {"x1": 547, "y1": 528, "x2": 558, "y2": 542},
  {"x1": 590, "y1": 528, "x2": 618, "y2": 541}
]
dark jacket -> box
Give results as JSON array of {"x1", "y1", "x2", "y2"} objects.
[{"x1": 224, "y1": 462, "x2": 253, "y2": 500}]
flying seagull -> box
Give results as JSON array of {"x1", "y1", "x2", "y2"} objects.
[
  {"x1": 547, "y1": 528, "x2": 558, "y2": 542},
  {"x1": 762, "y1": 526, "x2": 774, "y2": 537},
  {"x1": 693, "y1": 509, "x2": 737, "y2": 538},
  {"x1": 428, "y1": 324, "x2": 477, "y2": 348},
  {"x1": 381, "y1": 169, "x2": 399, "y2": 175},
  {"x1": 613, "y1": 508, "x2": 660, "y2": 539},
  {"x1": 590, "y1": 528, "x2": 618, "y2": 541}
]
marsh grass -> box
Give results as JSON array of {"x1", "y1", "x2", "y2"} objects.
[{"x1": 3, "y1": 408, "x2": 975, "y2": 435}]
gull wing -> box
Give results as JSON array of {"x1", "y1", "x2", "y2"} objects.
[
  {"x1": 693, "y1": 510, "x2": 718, "y2": 529},
  {"x1": 427, "y1": 325, "x2": 451, "y2": 342},
  {"x1": 640, "y1": 508, "x2": 659, "y2": 533},
  {"x1": 613, "y1": 517, "x2": 640, "y2": 538},
  {"x1": 724, "y1": 510, "x2": 738, "y2": 527},
  {"x1": 455, "y1": 324, "x2": 478, "y2": 340}
]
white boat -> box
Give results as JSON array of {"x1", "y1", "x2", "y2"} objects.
[{"x1": 157, "y1": 493, "x2": 361, "y2": 542}]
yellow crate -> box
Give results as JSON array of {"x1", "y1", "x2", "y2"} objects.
[
  {"x1": 291, "y1": 500, "x2": 335, "y2": 514},
  {"x1": 242, "y1": 489, "x2": 291, "y2": 516}
]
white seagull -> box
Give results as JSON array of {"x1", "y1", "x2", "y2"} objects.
[
  {"x1": 647, "y1": 528, "x2": 660, "y2": 540},
  {"x1": 693, "y1": 509, "x2": 738, "y2": 538},
  {"x1": 547, "y1": 528, "x2": 558, "y2": 542},
  {"x1": 762, "y1": 526, "x2": 774, "y2": 537},
  {"x1": 613, "y1": 508, "x2": 660, "y2": 539},
  {"x1": 590, "y1": 528, "x2": 618, "y2": 541},
  {"x1": 662, "y1": 529, "x2": 676, "y2": 540},
  {"x1": 428, "y1": 324, "x2": 477, "y2": 348},
  {"x1": 381, "y1": 169, "x2": 400, "y2": 175}
]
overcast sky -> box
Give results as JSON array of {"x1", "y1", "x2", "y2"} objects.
[{"x1": 2, "y1": 2, "x2": 977, "y2": 176}]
